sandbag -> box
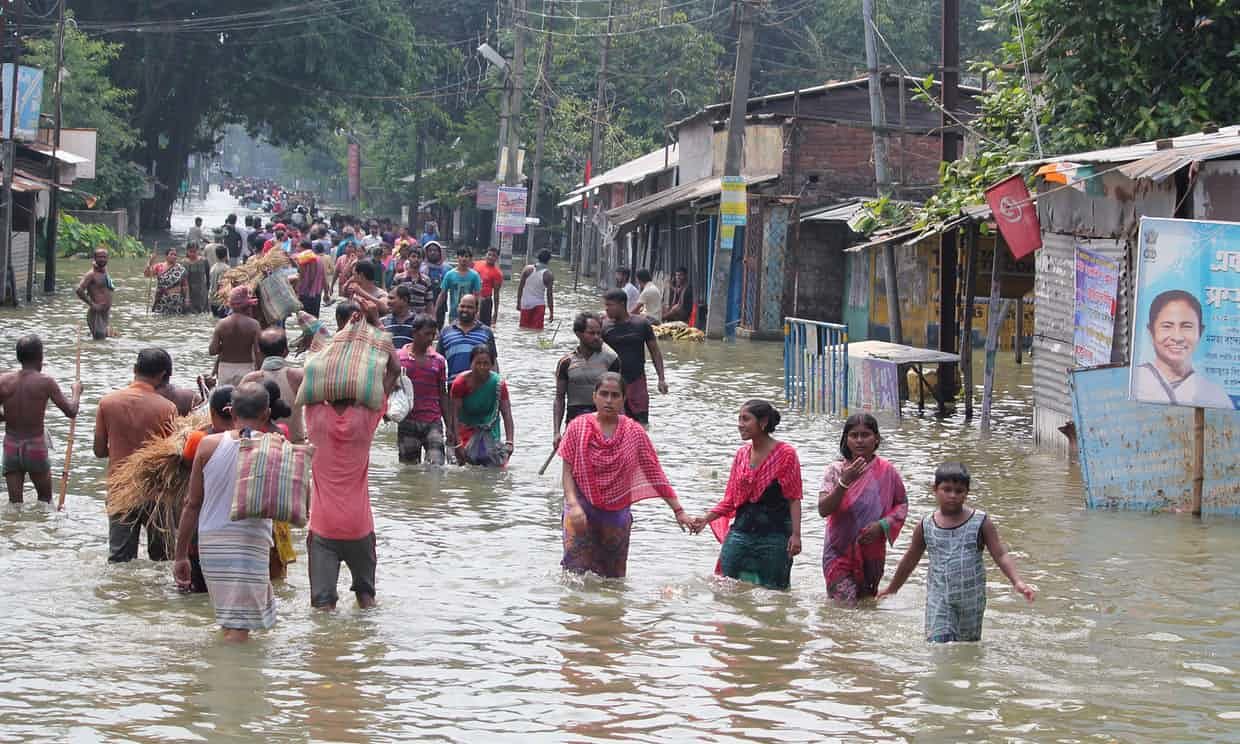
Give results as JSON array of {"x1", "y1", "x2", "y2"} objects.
[
  {"x1": 297, "y1": 319, "x2": 394, "y2": 411},
  {"x1": 231, "y1": 431, "x2": 313, "y2": 527},
  {"x1": 259, "y1": 271, "x2": 302, "y2": 323}
]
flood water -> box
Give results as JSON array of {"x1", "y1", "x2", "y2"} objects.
[{"x1": 0, "y1": 190, "x2": 1237, "y2": 742}]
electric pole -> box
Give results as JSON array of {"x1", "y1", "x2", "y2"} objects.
[
  {"x1": 705, "y1": 0, "x2": 755, "y2": 340},
  {"x1": 44, "y1": 0, "x2": 65, "y2": 293},
  {"x1": 0, "y1": 0, "x2": 25, "y2": 306},
  {"x1": 526, "y1": 0, "x2": 554, "y2": 265},
  {"x1": 585, "y1": 0, "x2": 613, "y2": 282},
  {"x1": 938, "y1": 0, "x2": 960, "y2": 410},
  {"x1": 500, "y1": 0, "x2": 527, "y2": 275},
  {"x1": 862, "y1": 0, "x2": 901, "y2": 344}
]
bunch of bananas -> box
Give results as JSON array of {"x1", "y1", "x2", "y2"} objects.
[{"x1": 653, "y1": 321, "x2": 706, "y2": 342}]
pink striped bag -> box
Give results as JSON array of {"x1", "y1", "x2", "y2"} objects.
[{"x1": 231, "y1": 431, "x2": 313, "y2": 527}]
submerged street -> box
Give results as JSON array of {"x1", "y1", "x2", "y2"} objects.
[{"x1": 0, "y1": 192, "x2": 1236, "y2": 741}]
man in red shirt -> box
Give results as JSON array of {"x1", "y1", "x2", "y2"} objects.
[
  {"x1": 304, "y1": 297, "x2": 400, "y2": 610},
  {"x1": 94, "y1": 349, "x2": 179, "y2": 562},
  {"x1": 474, "y1": 247, "x2": 504, "y2": 327}
]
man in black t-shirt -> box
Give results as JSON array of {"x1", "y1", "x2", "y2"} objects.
[
  {"x1": 221, "y1": 213, "x2": 243, "y2": 267},
  {"x1": 601, "y1": 288, "x2": 669, "y2": 425}
]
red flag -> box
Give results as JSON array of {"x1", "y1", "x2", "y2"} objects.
[
  {"x1": 582, "y1": 158, "x2": 593, "y2": 210},
  {"x1": 984, "y1": 174, "x2": 1042, "y2": 259}
]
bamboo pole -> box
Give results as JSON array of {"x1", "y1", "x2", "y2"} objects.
[
  {"x1": 1192, "y1": 406, "x2": 1205, "y2": 517},
  {"x1": 960, "y1": 225, "x2": 978, "y2": 420},
  {"x1": 980, "y1": 244, "x2": 1004, "y2": 433},
  {"x1": 56, "y1": 326, "x2": 82, "y2": 511}
]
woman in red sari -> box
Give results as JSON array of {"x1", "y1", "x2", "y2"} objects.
[
  {"x1": 558, "y1": 372, "x2": 692, "y2": 578},
  {"x1": 818, "y1": 413, "x2": 907, "y2": 605},
  {"x1": 690, "y1": 400, "x2": 803, "y2": 589}
]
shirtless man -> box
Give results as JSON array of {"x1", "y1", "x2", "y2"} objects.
[
  {"x1": 0, "y1": 335, "x2": 82, "y2": 502},
  {"x1": 155, "y1": 358, "x2": 202, "y2": 417},
  {"x1": 209, "y1": 287, "x2": 261, "y2": 386},
  {"x1": 241, "y1": 328, "x2": 306, "y2": 442},
  {"x1": 75, "y1": 248, "x2": 114, "y2": 340}
]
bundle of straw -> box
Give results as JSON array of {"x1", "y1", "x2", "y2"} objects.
[
  {"x1": 213, "y1": 249, "x2": 296, "y2": 305},
  {"x1": 105, "y1": 413, "x2": 209, "y2": 552}
]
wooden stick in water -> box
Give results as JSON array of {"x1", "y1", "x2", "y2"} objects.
[
  {"x1": 537, "y1": 448, "x2": 557, "y2": 475},
  {"x1": 57, "y1": 327, "x2": 83, "y2": 511},
  {"x1": 146, "y1": 240, "x2": 158, "y2": 314}
]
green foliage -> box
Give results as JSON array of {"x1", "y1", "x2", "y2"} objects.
[
  {"x1": 24, "y1": 18, "x2": 145, "y2": 209},
  {"x1": 56, "y1": 213, "x2": 146, "y2": 258}
]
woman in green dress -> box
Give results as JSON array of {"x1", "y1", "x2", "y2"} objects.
[
  {"x1": 450, "y1": 345, "x2": 514, "y2": 467},
  {"x1": 690, "y1": 400, "x2": 803, "y2": 589}
]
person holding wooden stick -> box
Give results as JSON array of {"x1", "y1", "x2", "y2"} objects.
[{"x1": 0, "y1": 335, "x2": 81, "y2": 503}]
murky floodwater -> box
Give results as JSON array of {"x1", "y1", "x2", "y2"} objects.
[{"x1": 0, "y1": 190, "x2": 1237, "y2": 742}]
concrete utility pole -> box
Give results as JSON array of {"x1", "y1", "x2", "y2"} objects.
[
  {"x1": 938, "y1": 0, "x2": 960, "y2": 409},
  {"x1": 705, "y1": 0, "x2": 756, "y2": 340},
  {"x1": 44, "y1": 0, "x2": 65, "y2": 293},
  {"x1": 500, "y1": 0, "x2": 526, "y2": 274},
  {"x1": 526, "y1": 0, "x2": 554, "y2": 264},
  {"x1": 862, "y1": 0, "x2": 901, "y2": 343},
  {"x1": 584, "y1": 0, "x2": 613, "y2": 281}
]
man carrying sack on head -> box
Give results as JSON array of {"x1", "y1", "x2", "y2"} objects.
[{"x1": 297, "y1": 295, "x2": 401, "y2": 611}]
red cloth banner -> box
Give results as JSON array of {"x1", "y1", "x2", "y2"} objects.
[
  {"x1": 347, "y1": 144, "x2": 360, "y2": 200},
  {"x1": 985, "y1": 174, "x2": 1042, "y2": 259}
]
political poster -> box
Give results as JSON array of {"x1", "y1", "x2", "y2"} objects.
[
  {"x1": 720, "y1": 176, "x2": 747, "y2": 226},
  {"x1": 1073, "y1": 247, "x2": 1120, "y2": 367},
  {"x1": 476, "y1": 181, "x2": 498, "y2": 210},
  {"x1": 496, "y1": 186, "x2": 528, "y2": 234},
  {"x1": 1129, "y1": 217, "x2": 1240, "y2": 410},
  {"x1": 1, "y1": 65, "x2": 42, "y2": 141}
]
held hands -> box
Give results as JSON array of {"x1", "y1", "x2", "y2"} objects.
[
  {"x1": 672, "y1": 510, "x2": 693, "y2": 532},
  {"x1": 858, "y1": 521, "x2": 884, "y2": 545}
]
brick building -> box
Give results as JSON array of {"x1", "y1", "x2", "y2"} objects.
[{"x1": 562, "y1": 74, "x2": 978, "y2": 336}]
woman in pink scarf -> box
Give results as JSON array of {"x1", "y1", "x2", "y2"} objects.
[
  {"x1": 818, "y1": 413, "x2": 907, "y2": 604},
  {"x1": 689, "y1": 400, "x2": 803, "y2": 589},
  {"x1": 558, "y1": 373, "x2": 692, "y2": 577}
]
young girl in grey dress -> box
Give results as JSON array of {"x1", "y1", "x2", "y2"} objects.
[{"x1": 878, "y1": 463, "x2": 1035, "y2": 642}]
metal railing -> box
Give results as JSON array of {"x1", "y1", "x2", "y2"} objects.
[{"x1": 784, "y1": 317, "x2": 849, "y2": 415}]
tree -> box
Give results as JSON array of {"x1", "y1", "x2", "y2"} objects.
[
  {"x1": 68, "y1": 0, "x2": 423, "y2": 228},
  {"x1": 24, "y1": 18, "x2": 144, "y2": 209}
]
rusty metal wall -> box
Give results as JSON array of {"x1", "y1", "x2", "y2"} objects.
[
  {"x1": 1194, "y1": 160, "x2": 1240, "y2": 221},
  {"x1": 1033, "y1": 233, "x2": 1075, "y2": 451}
]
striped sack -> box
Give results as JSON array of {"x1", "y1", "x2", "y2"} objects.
[
  {"x1": 297, "y1": 319, "x2": 394, "y2": 411},
  {"x1": 231, "y1": 431, "x2": 313, "y2": 527}
]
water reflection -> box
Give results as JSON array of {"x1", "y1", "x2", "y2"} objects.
[{"x1": 0, "y1": 191, "x2": 1237, "y2": 740}]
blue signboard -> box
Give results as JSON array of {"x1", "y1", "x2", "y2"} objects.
[
  {"x1": 1130, "y1": 217, "x2": 1240, "y2": 410},
  {"x1": 1071, "y1": 365, "x2": 1240, "y2": 516},
  {"x1": 1, "y1": 64, "x2": 43, "y2": 141}
]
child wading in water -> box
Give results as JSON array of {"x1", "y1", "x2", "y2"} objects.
[{"x1": 878, "y1": 463, "x2": 1035, "y2": 642}]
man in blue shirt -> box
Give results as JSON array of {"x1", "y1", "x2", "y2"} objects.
[
  {"x1": 381, "y1": 284, "x2": 418, "y2": 350},
  {"x1": 436, "y1": 294, "x2": 497, "y2": 379},
  {"x1": 435, "y1": 246, "x2": 482, "y2": 325}
]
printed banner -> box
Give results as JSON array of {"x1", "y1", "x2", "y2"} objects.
[
  {"x1": 720, "y1": 176, "x2": 747, "y2": 226},
  {"x1": 1073, "y1": 246, "x2": 1119, "y2": 367},
  {"x1": 719, "y1": 224, "x2": 735, "y2": 251},
  {"x1": 847, "y1": 358, "x2": 901, "y2": 415},
  {"x1": 984, "y1": 174, "x2": 1042, "y2": 259},
  {"x1": 496, "y1": 186, "x2": 528, "y2": 234},
  {"x1": 347, "y1": 143, "x2": 360, "y2": 200},
  {"x1": 476, "y1": 181, "x2": 498, "y2": 210},
  {"x1": 1129, "y1": 217, "x2": 1240, "y2": 410},
  {"x1": 1, "y1": 65, "x2": 42, "y2": 141}
]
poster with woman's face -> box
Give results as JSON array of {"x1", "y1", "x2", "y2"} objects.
[{"x1": 1130, "y1": 217, "x2": 1240, "y2": 410}]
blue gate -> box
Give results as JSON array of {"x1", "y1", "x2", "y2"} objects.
[{"x1": 784, "y1": 317, "x2": 849, "y2": 415}]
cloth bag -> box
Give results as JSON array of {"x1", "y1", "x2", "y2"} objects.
[
  {"x1": 297, "y1": 319, "x2": 394, "y2": 411},
  {"x1": 463, "y1": 428, "x2": 505, "y2": 467},
  {"x1": 231, "y1": 431, "x2": 313, "y2": 527},
  {"x1": 259, "y1": 271, "x2": 302, "y2": 323},
  {"x1": 385, "y1": 370, "x2": 414, "y2": 422}
]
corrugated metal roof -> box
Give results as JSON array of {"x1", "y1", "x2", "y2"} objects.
[
  {"x1": 1014, "y1": 125, "x2": 1240, "y2": 173},
  {"x1": 605, "y1": 173, "x2": 779, "y2": 229},
  {"x1": 556, "y1": 144, "x2": 678, "y2": 208},
  {"x1": 668, "y1": 74, "x2": 983, "y2": 130},
  {"x1": 800, "y1": 198, "x2": 869, "y2": 224},
  {"x1": 23, "y1": 142, "x2": 90, "y2": 164}
]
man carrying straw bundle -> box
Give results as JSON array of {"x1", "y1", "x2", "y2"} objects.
[
  {"x1": 0, "y1": 335, "x2": 82, "y2": 503},
  {"x1": 173, "y1": 382, "x2": 278, "y2": 642},
  {"x1": 95, "y1": 349, "x2": 178, "y2": 562}
]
